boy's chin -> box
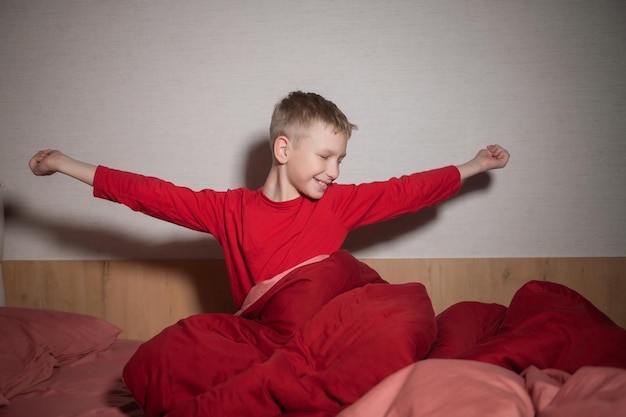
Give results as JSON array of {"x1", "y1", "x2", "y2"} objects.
[{"x1": 301, "y1": 190, "x2": 324, "y2": 201}]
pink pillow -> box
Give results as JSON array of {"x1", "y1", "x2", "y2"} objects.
[
  {"x1": 0, "y1": 316, "x2": 56, "y2": 405},
  {"x1": 0, "y1": 307, "x2": 121, "y2": 404},
  {"x1": 428, "y1": 301, "x2": 506, "y2": 359}
]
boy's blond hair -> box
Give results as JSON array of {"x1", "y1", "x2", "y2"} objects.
[{"x1": 269, "y1": 91, "x2": 357, "y2": 148}]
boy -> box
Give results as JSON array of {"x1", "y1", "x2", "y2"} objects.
[
  {"x1": 29, "y1": 91, "x2": 509, "y2": 306},
  {"x1": 29, "y1": 91, "x2": 509, "y2": 416}
]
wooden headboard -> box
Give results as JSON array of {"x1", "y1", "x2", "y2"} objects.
[{"x1": 3, "y1": 257, "x2": 624, "y2": 340}]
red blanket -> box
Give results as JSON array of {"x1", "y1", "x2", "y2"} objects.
[
  {"x1": 124, "y1": 251, "x2": 437, "y2": 417},
  {"x1": 123, "y1": 251, "x2": 626, "y2": 417},
  {"x1": 428, "y1": 280, "x2": 626, "y2": 373}
]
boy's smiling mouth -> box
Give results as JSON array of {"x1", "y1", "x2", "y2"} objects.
[{"x1": 315, "y1": 178, "x2": 331, "y2": 190}]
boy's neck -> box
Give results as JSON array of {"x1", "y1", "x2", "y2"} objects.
[{"x1": 261, "y1": 165, "x2": 301, "y2": 203}]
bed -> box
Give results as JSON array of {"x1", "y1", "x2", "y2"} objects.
[{"x1": 1, "y1": 251, "x2": 625, "y2": 417}]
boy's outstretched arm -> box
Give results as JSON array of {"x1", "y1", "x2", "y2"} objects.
[
  {"x1": 456, "y1": 144, "x2": 509, "y2": 180},
  {"x1": 29, "y1": 149, "x2": 97, "y2": 186}
]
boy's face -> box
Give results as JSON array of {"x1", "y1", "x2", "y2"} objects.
[{"x1": 284, "y1": 120, "x2": 348, "y2": 200}]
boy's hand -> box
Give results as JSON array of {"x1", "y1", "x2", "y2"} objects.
[
  {"x1": 29, "y1": 149, "x2": 61, "y2": 176},
  {"x1": 456, "y1": 144, "x2": 510, "y2": 180},
  {"x1": 29, "y1": 149, "x2": 97, "y2": 185},
  {"x1": 478, "y1": 144, "x2": 510, "y2": 171}
]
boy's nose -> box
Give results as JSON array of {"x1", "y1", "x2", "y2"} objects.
[{"x1": 326, "y1": 163, "x2": 340, "y2": 181}]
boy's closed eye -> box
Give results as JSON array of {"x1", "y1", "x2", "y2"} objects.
[{"x1": 319, "y1": 154, "x2": 346, "y2": 162}]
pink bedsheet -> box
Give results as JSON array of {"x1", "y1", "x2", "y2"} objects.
[
  {"x1": 0, "y1": 339, "x2": 143, "y2": 417},
  {"x1": 338, "y1": 360, "x2": 626, "y2": 417}
]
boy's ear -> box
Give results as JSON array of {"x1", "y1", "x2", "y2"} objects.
[{"x1": 273, "y1": 136, "x2": 290, "y2": 164}]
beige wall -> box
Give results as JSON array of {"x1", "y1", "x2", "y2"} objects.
[{"x1": 1, "y1": 1, "x2": 625, "y2": 261}]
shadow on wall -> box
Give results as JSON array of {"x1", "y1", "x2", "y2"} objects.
[
  {"x1": 244, "y1": 135, "x2": 271, "y2": 190},
  {"x1": 342, "y1": 172, "x2": 492, "y2": 253},
  {"x1": 5, "y1": 136, "x2": 493, "y2": 260},
  {"x1": 4, "y1": 199, "x2": 221, "y2": 259}
]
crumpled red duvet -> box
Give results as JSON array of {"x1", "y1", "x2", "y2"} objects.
[{"x1": 122, "y1": 251, "x2": 626, "y2": 417}]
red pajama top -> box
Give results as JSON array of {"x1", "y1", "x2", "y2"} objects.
[{"x1": 93, "y1": 165, "x2": 460, "y2": 307}]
